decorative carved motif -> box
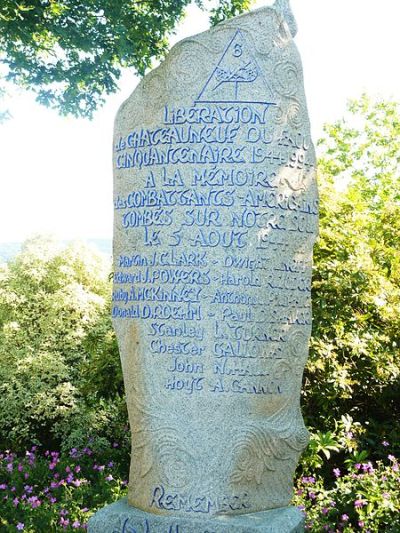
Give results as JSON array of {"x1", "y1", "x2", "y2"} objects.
[{"x1": 273, "y1": 61, "x2": 299, "y2": 97}]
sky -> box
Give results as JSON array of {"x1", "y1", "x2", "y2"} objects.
[{"x1": 0, "y1": 0, "x2": 399, "y2": 243}]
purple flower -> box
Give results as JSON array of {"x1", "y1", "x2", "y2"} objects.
[
  {"x1": 13, "y1": 497, "x2": 19, "y2": 506},
  {"x1": 28, "y1": 496, "x2": 41, "y2": 508},
  {"x1": 83, "y1": 447, "x2": 92, "y2": 456},
  {"x1": 308, "y1": 492, "x2": 316, "y2": 500},
  {"x1": 73, "y1": 479, "x2": 82, "y2": 487},
  {"x1": 72, "y1": 521, "x2": 81, "y2": 529},
  {"x1": 382, "y1": 440, "x2": 389, "y2": 447},
  {"x1": 388, "y1": 454, "x2": 395, "y2": 461},
  {"x1": 330, "y1": 500, "x2": 336, "y2": 507},
  {"x1": 333, "y1": 468, "x2": 341, "y2": 478},
  {"x1": 358, "y1": 521, "x2": 365, "y2": 528},
  {"x1": 354, "y1": 499, "x2": 366, "y2": 508},
  {"x1": 393, "y1": 464, "x2": 399, "y2": 472},
  {"x1": 50, "y1": 497, "x2": 57, "y2": 504},
  {"x1": 70, "y1": 448, "x2": 79, "y2": 458},
  {"x1": 355, "y1": 463, "x2": 361, "y2": 470},
  {"x1": 26, "y1": 451, "x2": 35, "y2": 464},
  {"x1": 16, "y1": 523, "x2": 24, "y2": 531},
  {"x1": 296, "y1": 489, "x2": 303, "y2": 496},
  {"x1": 24, "y1": 485, "x2": 33, "y2": 494},
  {"x1": 81, "y1": 507, "x2": 89, "y2": 513},
  {"x1": 322, "y1": 507, "x2": 329, "y2": 515},
  {"x1": 17, "y1": 464, "x2": 23, "y2": 472},
  {"x1": 341, "y1": 514, "x2": 349, "y2": 522},
  {"x1": 112, "y1": 442, "x2": 119, "y2": 448},
  {"x1": 24, "y1": 473, "x2": 29, "y2": 480},
  {"x1": 6, "y1": 463, "x2": 13, "y2": 472},
  {"x1": 60, "y1": 509, "x2": 69, "y2": 516},
  {"x1": 108, "y1": 461, "x2": 114, "y2": 468},
  {"x1": 362, "y1": 462, "x2": 374, "y2": 473},
  {"x1": 75, "y1": 465, "x2": 81, "y2": 473},
  {"x1": 105, "y1": 474, "x2": 114, "y2": 482},
  {"x1": 0, "y1": 484, "x2": 7, "y2": 490},
  {"x1": 59, "y1": 517, "x2": 70, "y2": 528}
]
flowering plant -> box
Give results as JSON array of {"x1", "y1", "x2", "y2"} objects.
[
  {"x1": 0, "y1": 444, "x2": 127, "y2": 532},
  {"x1": 293, "y1": 446, "x2": 400, "y2": 532}
]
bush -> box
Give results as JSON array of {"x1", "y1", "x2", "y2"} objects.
[
  {"x1": 0, "y1": 236, "x2": 125, "y2": 451},
  {"x1": 0, "y1": 444, "x2": 128, "y2": 532},
  {"x1": 304, "y1": 96, "x2": 400, "y2": 454},
  {"x1": 294, "y1": 440, "x2": 400, "y2": 532}
]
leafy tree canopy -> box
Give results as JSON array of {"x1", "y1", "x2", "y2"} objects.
[{"x1": 0, "y1": 0, "x2": 250, "y2": 118}]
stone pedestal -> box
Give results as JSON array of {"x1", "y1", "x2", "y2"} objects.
[{"x1": 88, "y1": 498, "x2": 305, "y2": 533}]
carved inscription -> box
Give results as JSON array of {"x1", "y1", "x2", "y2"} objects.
[
  {"x1": 113, "y1": 9, "x2": 317, "y2": 515},
  {"x1": 113, "y1": 27, "x2": 317, "y2": 399}
]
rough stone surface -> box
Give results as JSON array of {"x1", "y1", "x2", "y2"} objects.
[
  {"x1": 100, "y1": 0, "x2": 317, "y2": 528},
  {"x1": 88, "y1": 498, "x2": 305, "y2": 532}
]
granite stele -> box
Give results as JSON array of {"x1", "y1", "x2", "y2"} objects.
[{"x1": 88, "y1": 1, "x2": 318, "y2": 531}]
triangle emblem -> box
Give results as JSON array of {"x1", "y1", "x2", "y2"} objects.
[{"x1": 196, "y1": 29, "x2": 273, "y2": 104}]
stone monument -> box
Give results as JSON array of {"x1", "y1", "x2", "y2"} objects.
[{"x1": 89, "y1": 1, "x2": 317, "y2": 531}]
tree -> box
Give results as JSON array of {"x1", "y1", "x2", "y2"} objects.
[
  {"x1": 304, "y1": 95, "x2": 400, "y2": 452},
  {"x1": 0, "y1": 0, "x2": 250, "y2": 118}
]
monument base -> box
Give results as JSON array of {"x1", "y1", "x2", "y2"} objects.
[{"x1": 88, "y1": 498, "x2": 305, "y2": 533}]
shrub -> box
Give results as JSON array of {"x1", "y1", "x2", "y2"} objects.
[
  {"x1": 0, "y1": 444, "x2": 128, "y2": 532},
  {"x1": 305, "y1": 96, "x2": 400, "y2": 453},
  {"x1": 0, "y1": 236, "x2": 124, "y2": 451}
]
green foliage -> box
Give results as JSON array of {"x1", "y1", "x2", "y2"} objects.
[
  {"x1": 305, "y1": 95, "x2": 400, "y2": 450},
  {"x1": 294, "y1": 440, "x2": 400, "y2": 532},
  {"x1": 208, "y1": 0, "x2": 252, "y2": 26},
  {"x1": 0, "y1": 444, "x2": 128, "y2": 532},
  {"x1": 300, "y1": 415, "x2": 364, "y2": 473},
  {"x1": 0, "y1": 236, "x2": 124, "y2": 451},
  {"x1": 0, "y1": 0, "x2": 251, "y2": 117}
]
